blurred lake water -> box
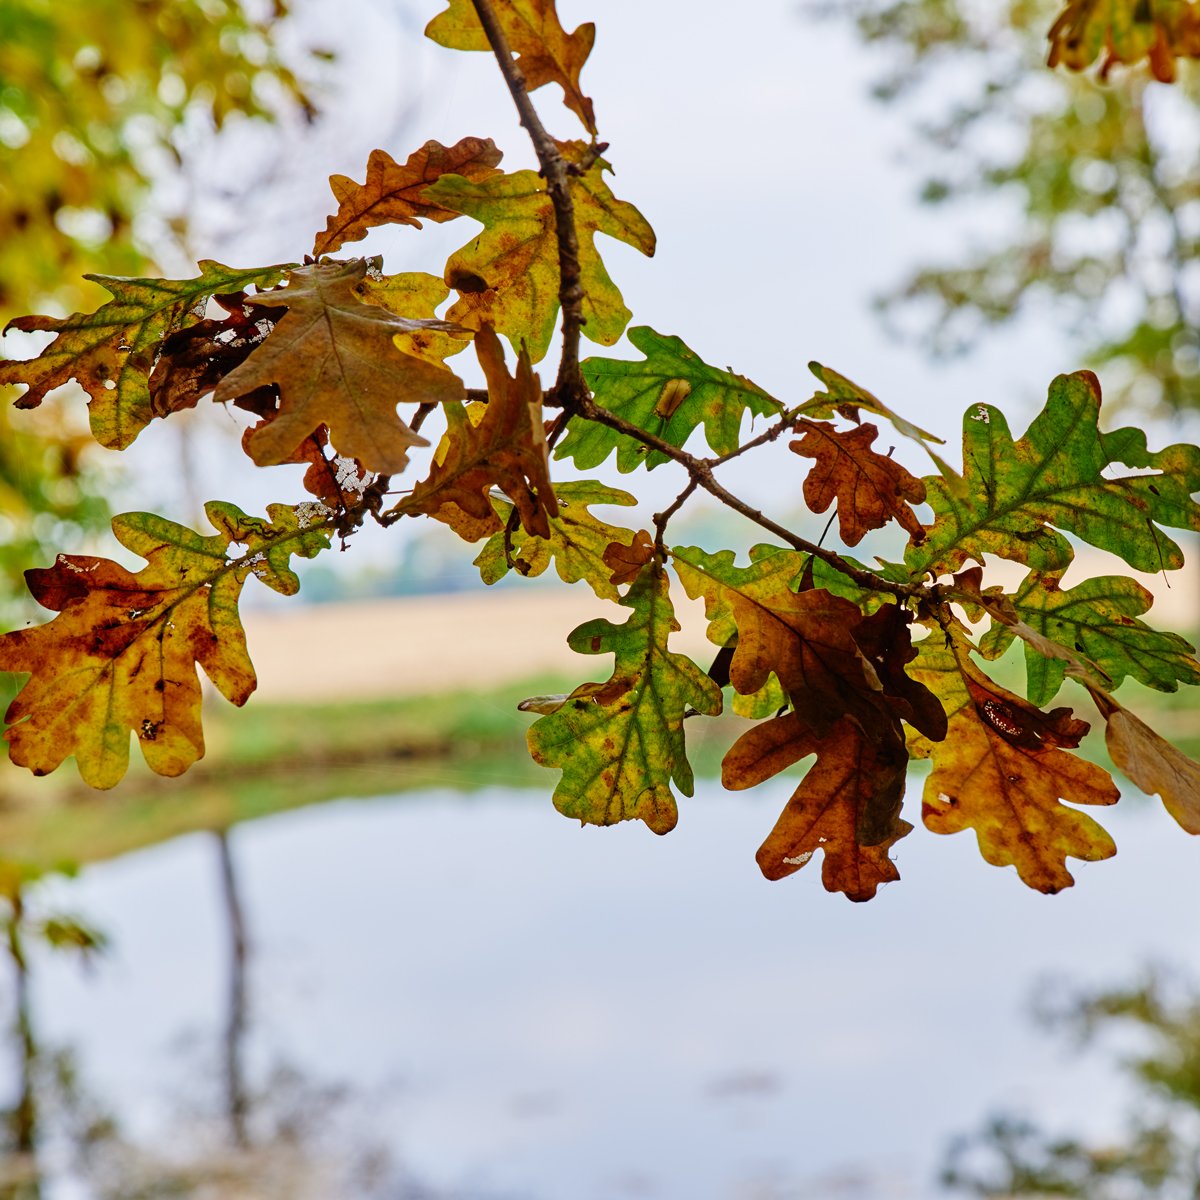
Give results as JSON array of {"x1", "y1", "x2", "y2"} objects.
[{"x1": 11, "y1": 779, "x2": 1200, "y2": 1198}]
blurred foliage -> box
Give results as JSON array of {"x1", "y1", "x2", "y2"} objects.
[
  {"x1": 827, "y1": 0, "x2": 1200, "y2": 415},
  {"x1": 0, "y1": 0, "x2": 319, "y2": 614},
  {"x1": 943, "y1": 970, "x2": 1200, "y2": 1197}
]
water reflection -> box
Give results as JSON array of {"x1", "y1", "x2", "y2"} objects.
[
  {"x1": 943, "y1": 969, "x2": 1200, "y2": 1198},
  {"x1": 4, "y1": 783, "x2": 1200, "y2": 1198},
  {"x1": 0, "y1": 835, "x2": 515, "y2": 1199}
]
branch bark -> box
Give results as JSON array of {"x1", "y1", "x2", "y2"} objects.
[{"x1": 468, "y1": 0, "x2": 587, "y2": 403}]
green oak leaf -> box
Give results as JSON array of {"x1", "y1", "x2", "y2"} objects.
[
  {"x1": 557, "y1": 327, "x2": 782, "y2": 472},
  {"x1": 0, "y1": 261, "x2": 291, "y2": 449},
  {"x1": 474, "y1": 480, "x2": 642, "y2": 600},
  {"x1": 979, "y1": 571, "x2": 1200, "y2": 706},
  {"x1": 799, "y1": 361, "x2": 944, "y2": 450},
  {"x1": 674, "y1": 543, "x2": 843, "y2": 719},
  {"x1": 423, "y1": 149, "x2": 655, "y2": 362},
  {"x1": 909, "y1": 371, "x2": 1200, "y2": 577},
  {"x1": 524, "y1": 564, "x2": 721, "y2": 834}
]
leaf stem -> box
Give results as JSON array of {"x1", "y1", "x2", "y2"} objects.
[{"x1": 575, "y1": 393, "x2": 928, "y2": 601}]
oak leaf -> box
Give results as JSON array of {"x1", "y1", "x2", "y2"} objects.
[
  {"x1": 1088, "y1": 687, "x2": 1200, "y2": 835},
  {"x1": 212, "y1": 259, "x2": 466, "y2": 473},
  {"x1": 602, "y1": 530, "x2": 655, "y2": 587},
  {"x1": 724, "y1": 711, "x2": 911, "y2": 902},
  {"x1": 400, "y1": 325, "x2": 557, "y2": 540},
  {"x1": 800, "y1": 362, "x2": 944, "y2": 451},
  {"x1": 790, "y1": 418, "x2": 927, "y2": 546},
  {"x1": 426, "y1": 0, "x2": 597, "y2": 133},
  {"x1": 147, "y1": 292, "x2": 278, "y2": 419},
  {"x1": 0, "y1": 502, "x2": 329, "y2": 789},
  {"x1": 909, "y1": 371, "x2": 1200, "y2": 577},
  {"x1": 979, "y1": 571, "x2": 1200, "y2": 705},
  {"x1": 422, "y1": 149, "x2": 655, "y2": 361},
  {"x1": 0, "y1": 262, "x2": 289, "y2": 449},
  {"x1": 672, "y1": 545, "x2": 892, "y2": 735},
  {"x1": 313, "y1": 138, "x2": 503, "y2": 256},
  {"x1": 524, "y1": 564, "x2": 722, "y2": 834},
  {"x1": 355, "y1": 270, "x2": 471, "y2": 366},
  {"x1": 474, "y1": 480, "x2": 642, "y2": 600},
  {"x1": 909, "y1": 627, "x2": 1119, "y2": 893},
  {"x1": 557, "y1": 327, "x2": 781, "y2": 472}
]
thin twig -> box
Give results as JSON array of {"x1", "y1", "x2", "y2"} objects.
[
  {"x1": 469, "y1": 0, "x2": 587, "y2": 404},
  {"x1": 709, "y1": 404, "x2": 804, "y2": 466},
  {"x1": 409, "y1": 402, "x2": 438, "y2": 435},
  {"x1": 576, "y1": 394, "x2": 927, "y2": 601},
  {"x1": 653, "y1": 478, "x2": 699, "y2": 554}
]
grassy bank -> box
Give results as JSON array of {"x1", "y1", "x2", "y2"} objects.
[{"x1": 0, "y1": 660, "x2": 1194, "y2": 872}]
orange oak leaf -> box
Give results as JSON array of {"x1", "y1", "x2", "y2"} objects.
[
  {"x1": 399, "y1": 325, "x2": 557, "y2": 540},
  {"x1": 723, "y1": 711, "x2": 912, "y2": 902},
  {"x1": 426, "y1": 0, "x2": 597, "y2": 133},
  {"x1": 312, "y1": 138, "x2": 503, "y2": 256},
  {"x1": 212, "y1": 259, "x2": 466, "y2": 474},
  {"x1": 0, "y1": 503, "x2": 329, "y2": 789},
  {"x1": 910, "y1": 627, "x2": 1119, "y2": 893},
  {"x1": 602, "y1": 529, "x2": 655, "y2": 586},
  {"x1": 790, "y1": 418, "x2": 927, "y2": 546}
]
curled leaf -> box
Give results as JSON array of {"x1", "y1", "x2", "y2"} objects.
[{"x1": 1088, "y1": 688, "x2": 1200, "y2": 835}]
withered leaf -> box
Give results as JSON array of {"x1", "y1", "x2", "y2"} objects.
[
  {"x1": 790, "y1": 418, "x2": 927, "y2": 546},
  {"x1": 602, "y1": 529, "x2": 655, "y2": 586},
  {"x1": 1048, "y1": 0, "x2": 1200, "y2": 81},
  {"x1": 212, "y1": 259, "x2": 466, "y2": 473},
  {"x1": 0, "y1": 261, "x2": 289, "y2": 449},
  {"x1": 400, "y1": 325, "x2": 557, "y2": 540},
  {"x1": 724, "y1": 711, "x2": 912, "y2": 902},
  {"x1": 313, "y1": 138, "x2": 503, "y2": 256},
  {"x1": 0, "y1": 502, "x2": 329, "y2": 789},
  {"x1": 148, "y1": 292, "x2": 278, "y2": 418},
  {"x1": 426, "y1": 0, "x2": 597, "y2": 133},
  {"x1": 1088, "y1": 687, "x2": 1200, "y2": 836}
]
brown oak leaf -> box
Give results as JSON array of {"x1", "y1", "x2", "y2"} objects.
[
  {"x1": 602, "y1": 529, "x2": 655, "y2": 586},
  {"x1": 399, "y1": 325, "x2": 557, "y2": 539},
  {"x1": 312, "y1": 138, "x2": 503, "y2": 256},
  {"x1": 724, "y1": 711, "x2": 912, "y2": 902},
  {"x1": 1088, "y1": 687, "x2": 1200, "y2": 835},
  {"x1": 212, "y1": 259, "x2": 466, "y2": 474},
  {"x1": 790, "y1": 418, "x2": 926, "y2": 546},
  {"x1": 148, "y1": 293, "x2": 278, "y2": 418}
]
